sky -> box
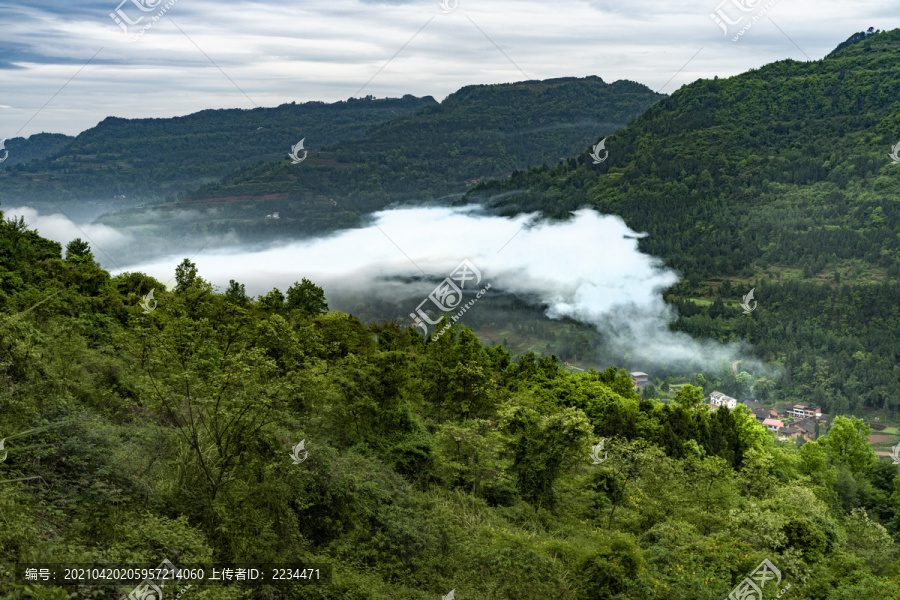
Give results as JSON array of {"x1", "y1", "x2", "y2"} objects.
[{"x1": 1, "y1": 0, "x2": 898, "y2": 138}]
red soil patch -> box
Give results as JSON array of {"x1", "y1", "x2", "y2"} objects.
[{"x1": 868, "y1": 434, "x2": 895, "y2": 443}]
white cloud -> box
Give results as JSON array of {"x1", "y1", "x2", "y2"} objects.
[
  {"x1": 111, "y1": 205, "x2": 758, "y2": 371},
  {"x1": 4, "y1": 206, "x2": 134, "y2": 262}
]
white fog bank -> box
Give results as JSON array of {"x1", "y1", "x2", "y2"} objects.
[{"x1": 9, "y1": 203, "x2": 766, "y2": 372}]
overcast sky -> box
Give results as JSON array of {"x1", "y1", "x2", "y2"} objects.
[{"x1": 1, "y1": 0, "x2": 897, "y2": 138}]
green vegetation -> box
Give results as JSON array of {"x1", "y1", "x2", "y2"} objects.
[
  {"x1": 0, "y1": 209, "x2": 898, "y2": 600},
  {"x1": 0, "y1": 96, "x2": 432, "y2": 205},
  {"x1": 187, "y1": 77, "x2": 664, "y2": 206},
  {"x1": 0, "y1": 134, "x2": 74, "y2": 169},
  {"x1": 471, "y1": 29, "x2": 900, "y2": 416},
  {"x1": 94, "y1": 77, "x2": 662, "y2": 242}
]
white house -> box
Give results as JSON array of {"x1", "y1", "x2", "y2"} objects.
[{"x1": 709, "y1": 391, "x2": 738, "y2": 410}]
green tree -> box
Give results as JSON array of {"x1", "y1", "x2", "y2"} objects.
[
  {"x1": 499, "y1": 404, "x2": 592, "y2": 508},
  {"x1": 174, "y1": 258, "x2": 199, "y2": 292},
  {"x1": 735, "y1": 371, "x2": 753, "y2": 398},
  {"x1": 843, "y1": 508, "x2": 897, "y2": 575},
  {"x1": 258, "y1": 287, "x2": 285, "y2": 310},
  {"x1": 64, "y1": 238, "x2": 94, "y2": 266},
  {"x1": 823, "y1": 416, "x2": 877, "y2": 473},
  {"x1": 224, "y1": 279, "x2": 248, "y2": 306},
  {"x1": 285, "y1": 278, "x2": 328, "y2": 315},
  {"x1": 674, "y1": 384, "x2": 705, "y2": 410},
  {"x1": 753, "y1": 377, "x2": 775, "y2": 402}
]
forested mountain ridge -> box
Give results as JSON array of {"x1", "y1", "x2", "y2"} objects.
[
  {"x1": 0, "y1": 207, "x2": 897, "y2": 599},
  {"x1": 185, "y1": 76, "x2": 664, "y2": 207},
  {"x1": 0, "y1": 133, "x2": 74, "y2": 168},
  {"x1": 469, "y1": 29, "x2": 900, "y2": 417},
  {"x1": 0, "y1": 95, "x2": 433, "y2": 205},
  {"x1": 93, "y1": 76, "x2": 665, "y2": 243}
]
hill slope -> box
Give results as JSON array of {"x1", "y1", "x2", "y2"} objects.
[
  {"x1": 187, "y1": 76, "x2": 664, "y2": 203},
  {"x1": 0, "y1": 132, "x2": 74, "y2": 167},
  {"x1": 469, "y1": 29, "x2": 900, "y2": 416},
  {"x1": 0, "y1": 210, "x2": 897, "y2": 600},
  {"x1": 98, "y1": 76, "x2": 665, "y2": 241},
  {"x1": 0, "y1": 95, "x2": 433, "y2": 205}
]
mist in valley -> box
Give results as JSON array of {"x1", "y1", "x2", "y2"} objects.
[{"x1": 6, "y1": 202, "x2": 772, "y2": 378}]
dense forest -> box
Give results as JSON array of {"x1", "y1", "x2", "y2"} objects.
[
  {"x1": 469, "y1": 28, "x2": 900, "y2": 417},
  {"x1": 0, "y1": 135, "x2": 74, "y2": 169},
  {"x1": 0, "y1": 207, "x2": 898, "y2": 599},
  {"x1": 0, "y1": 96, "x2": 432, "y2": 205},
  {"x1": 186, "y1": 77, "x2": 664, "y2": 205},
  {"x1": 95, "y1": 77, "x2": 664, "y2": 243}
]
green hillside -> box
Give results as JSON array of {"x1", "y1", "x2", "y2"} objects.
[
  {"x1": 143, "y1": 77, "x2": 663, "y2": 240},
  {"x1": 470, "y1": 29, "x2": 900, "y2": 417},
  {"x1": 95, "y1": 77, "x2": 665, "y2": 240},
  {"x1": 0, "y1": 95, "x2": 433, "y2": 205},
  {"x1": 0, "y1": 207, "x2": 897, "y2": 599},
  {"x1": 187, "y1": 76, "x2": 663, "y2": 203},
  {"x1": 0, "y1": 133, "x2": 74, "y2": 168}
]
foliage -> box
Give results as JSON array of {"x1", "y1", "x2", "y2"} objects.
[
  {"x1": 2, "y1": 32, "x2": 900, "y2": 600},
  {"x1": 473, "y1": 28, "x2": 900, "y2": 415},
  {"x1": 0, "y1": 96, "x2": 432, "y2": 204}
]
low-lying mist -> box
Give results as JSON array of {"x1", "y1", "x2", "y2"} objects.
[{"x1": 7, "y1": 203, "x2": 771, "y2": 376}]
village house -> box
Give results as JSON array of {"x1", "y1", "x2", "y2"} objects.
[
  {"x1": 779, "y1": 425, "x2": 799, "y2": 440},
  {"x1": 629, "y1": 372, "x2": 650, "y2": 389},
  {"x1": 786, "y1": 404, "x2": 821, "y2": 419},
  {"x1": 709, "y1": 391, "x2": 738, "y2": 410},
  {"x1": 762, "y1": 418, "x2": 784, "y2": 433}
]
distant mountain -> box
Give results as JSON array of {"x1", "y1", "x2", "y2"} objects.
[
  {"x1": 120, "y1": 76, "x2": 662, "y2": 241},
  {"x1": 0, "y1": 95, "x2": 433, "y2": 205},
  {"x1": 469, "y1": 29, "x2": 900, "y2": 416},
  {"x1": 185, "y1": 76, "x2": 664, "y2": 212},
  {"x1": 0, "y1": 132, "x2": 74, "y2": 167}
]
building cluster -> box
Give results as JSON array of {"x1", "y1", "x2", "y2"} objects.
[
  {"x1": 708, "y1": 393, "x2": 825, "y2": 442},
  {"x1": 628, "y1": 371, "x2": 825, "y2": 443}
]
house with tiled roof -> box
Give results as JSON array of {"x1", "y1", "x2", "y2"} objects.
[{"x1": 762, "y1": 418, "x2": 784, "y2": 432}]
